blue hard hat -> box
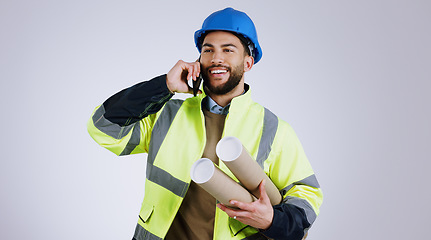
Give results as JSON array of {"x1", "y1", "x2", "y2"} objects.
[{"x1": 194, "y1": 7, "x2": 263, "y2": 63}]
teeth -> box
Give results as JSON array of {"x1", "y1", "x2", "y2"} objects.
[{"x1": 211, "y1": 69, "x2": 227, "y2": 74}]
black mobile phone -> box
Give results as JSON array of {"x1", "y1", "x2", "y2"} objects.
[{"x1": 193, "y1": 74, "x2": 202, "y2": 97}]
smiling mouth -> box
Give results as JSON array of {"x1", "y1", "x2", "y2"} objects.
[
  {"x1": 210, "y1": 69, "x2": 228, "y2": 74},
  {"x1": 208, "y1": 65, "x2": 230, "y2": 76}
]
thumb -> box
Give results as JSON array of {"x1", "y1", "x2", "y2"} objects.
[{"x1": 258, "y1": 180, "x2": 270, "y2": 203}]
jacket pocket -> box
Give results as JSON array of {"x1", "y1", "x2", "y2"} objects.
[
  {"x1": 139, "y1": 203, "x2": 154, "y2": 223},
  {"x1": 229, "y1": 217, "x2": 250, "y2": 236},
  {"x1": 229, "y1": 218, "x2": 265, "y2": 238}
]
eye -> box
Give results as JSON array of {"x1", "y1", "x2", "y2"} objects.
[{"x1": 202, "y1": 48, "x2": 213, "y2": 53}]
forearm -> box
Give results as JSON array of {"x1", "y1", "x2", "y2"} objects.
[
  {"x1": 261, "y1": 180, "x2": 322, "y2": 239},
  {"x1": 87, "y1": 74, "x2": 174, "y2": 156},
  {"x1": 103, "y1": 74, "x2": 174, "y2": 126},
  {"x1": 261, "y1": 203, "x2": 311, "y2": 240}
]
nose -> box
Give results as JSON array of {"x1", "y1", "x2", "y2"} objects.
[{"x1": 211, "y1": 50, "x2": 223, "y2": 64}]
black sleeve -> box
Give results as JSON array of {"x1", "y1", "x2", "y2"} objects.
[
  {"x1": 260, "y1": 204, "x2": 311, "y2": 240},
  {"x1": 102, "y1": 74, "x2": 174, "y2": 126}
]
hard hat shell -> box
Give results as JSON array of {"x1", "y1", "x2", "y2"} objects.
[{"x1": 194, "y1": 7, "x2": 263, "y2": 63}]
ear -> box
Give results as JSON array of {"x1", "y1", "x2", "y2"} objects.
[{"x1": 243, "y1": 55, "x2": 254, "y2": 72}]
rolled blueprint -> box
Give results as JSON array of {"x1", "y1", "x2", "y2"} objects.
[
  {"x1": 216, "y1": 136, "x2": 282, "y2": 205},
  {"x1": 190, "y1": 158, "x2": 256, "y2": 207}
]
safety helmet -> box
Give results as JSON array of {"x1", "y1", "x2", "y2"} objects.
[{"x1": 194, "y1": 7, "x2": 263, "y2": 63}]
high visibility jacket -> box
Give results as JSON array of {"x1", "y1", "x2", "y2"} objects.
[{"x1": 87, "y1": 75, "x2": 323, "y2": 240}]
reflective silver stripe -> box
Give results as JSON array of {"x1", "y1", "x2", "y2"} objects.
[
  {"x1": 92, "y1": 105, "x2": 135, "y2": 139},
  {"x1": 147, "y1": 99, "x2": 183, "y2": 165},
  {"x1": 146, "y1": 164, "x2": 189, "y2": 197},
  {"x1": 146, "y1": 99, "x2": 189, "y2": 197},
  {"x1": 92, "y1": 105, "x2": 142, "y2": 155},
  {"x1": 132, "y1": 223, "x2": 162, "y2": 240},
  {"x1": 283, "y1": 196, "x2": 317, "y2": 225},
  {"x1": 256, "y1": 108, "x2": 278, "y2": 168},
  {"x1": 120, "y1": 121, "x2": 141, "y2": 156},
  {"x1": 280, "y1": 174, "x2": 321, "y2": 196},
  {"x1": 280, "y1": 175, "x2": 320, "y2": 225}
]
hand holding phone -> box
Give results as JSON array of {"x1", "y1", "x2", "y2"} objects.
[{"x1": 167, "y1": 60, "x2": 201, "y2": 94}]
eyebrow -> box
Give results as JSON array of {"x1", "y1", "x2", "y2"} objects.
[{"x1": 202, "y1": 43, "x2": 239, "y2": 49}]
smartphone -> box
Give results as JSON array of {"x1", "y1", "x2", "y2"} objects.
[{"x1": 193, "y1": 73, "x2": 202, "y2": 97}]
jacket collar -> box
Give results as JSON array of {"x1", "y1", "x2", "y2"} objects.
[
  {"x1": 199, "y1": 83, "x2": 252, "y2": 115},
  {"x1": 228, "y1": 83, "x2": 252, "y2": 114}
]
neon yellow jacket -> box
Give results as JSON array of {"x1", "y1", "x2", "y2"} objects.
[{"x1": 87, "y1": 75, "x2": 323, "y2": 240}]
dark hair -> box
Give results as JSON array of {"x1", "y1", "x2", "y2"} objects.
[
  {"x1": 200, "y1": 31, "x2": 253, "y2": 58},
  {"x1": 231, "y1": 32, "x2": 253, "y2": 57}
]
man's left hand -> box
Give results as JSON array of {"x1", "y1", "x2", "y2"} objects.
[{"x1": 217, "y1": 180, "x2": 274, "y2": 230}]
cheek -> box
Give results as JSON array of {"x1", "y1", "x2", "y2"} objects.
[
  {"x1": 200, "y1": 54, "x2": 212, "y2": 62},
  {"x1": 200, "y1": 59, "x2": 212, "y2": 69}
]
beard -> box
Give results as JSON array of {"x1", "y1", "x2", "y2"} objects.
[{"x1": 201, "y1": 64, "x2": 244, "y2": 95}]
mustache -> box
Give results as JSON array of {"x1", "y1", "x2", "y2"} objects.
[{"x1": 204, "y1": 64, "x2": 231, "y2": 71}]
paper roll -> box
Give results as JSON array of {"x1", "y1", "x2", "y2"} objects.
[
  {"x1": 190, "y1": 158, "x2": 256, "y2": 207},
  {"x1": 216, "y1": 136, "x2": 282, "y2": 205}
]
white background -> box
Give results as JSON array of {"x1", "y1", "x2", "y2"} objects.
[{"x1": 1, "y1": 0, "x2": 430, "y2": 239}]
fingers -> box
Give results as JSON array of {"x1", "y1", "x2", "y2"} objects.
[
  {"x1": 218, "y1": 181, "x2": 270, "y2": 216},
  {"x1": 258, "y1": 180, "x2": 270, "y2": 204},
  {"x1": 216, "y1": 181, "x2": 274, "y2": 229},
  {"x1": 167, "y1": 60, "x2": 201, "y2": 93},
  {"x1": 193, "y1": 62, "x2": 201, "y2": 81},
  {"x1": 186, "y1": 64, "x2": 194, "y2": 81},
  {"x1": 229, "y1": 200, "x2": 253, "y2": 212},
  {"x1": 184, "y1": 60, "x2": 200, "y2": 81},
  {"x1": 217, "y1": 203, "x2": 244, "y2": 219}
]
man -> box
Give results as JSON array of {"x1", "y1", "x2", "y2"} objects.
[{"x1": 87, "y1": 7, "x2": 323, "y2": 240}]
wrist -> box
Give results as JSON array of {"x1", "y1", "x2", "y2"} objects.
[
  {"x1": 165, "y1": 75, "x2": 176, "y2": 94},
  {"x1": 260, "y1": 212, "x2": 274, "y2": 231}
]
